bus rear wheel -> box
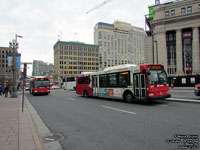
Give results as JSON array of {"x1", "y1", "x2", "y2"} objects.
[
  {"x1": 124, "y1": 92, "x2": 134, "y2": 103},
  {"x1": 84, "y1": 90, "x2": 88, "y2": 98}
]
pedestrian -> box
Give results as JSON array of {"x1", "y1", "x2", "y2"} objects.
[
  {"x1": 9, "y1": 86, "x2": 12, "y2": 94},
  {"x1": 0, "y1": 84, "x2": 3, "y2": 96},
  {"x1": 4, "y1": 85, "x2": 9, "y2": 97}
]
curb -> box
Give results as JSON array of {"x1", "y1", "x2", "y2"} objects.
[
  {"x1": 164, "y1": 98, "x2": 200, "y2": 103},
  {"x1": 170, "y1": 87, "x2": 194, "y2": 90},
  {"x1": 25, "y1": 96, "x2": 63, "y2": 150}
]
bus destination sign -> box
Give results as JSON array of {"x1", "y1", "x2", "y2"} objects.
[{"x1": 149, "y1": 65, "x2": 162, "y2": 70}]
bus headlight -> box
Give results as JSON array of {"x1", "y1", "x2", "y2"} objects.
[
  {"x1": 149, "y1": 93, "x2": 154, "y2": 96},
  {"x1": 167, "y1": 91, "x2": 169, "y2": 94}
]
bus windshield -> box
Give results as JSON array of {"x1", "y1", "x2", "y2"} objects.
[
  {"x1": 148, "y1": 69, "x2": 168, "y2": 85},
  {"x1": 34, "y1": 81, "x2": 50, "y2": 87}
]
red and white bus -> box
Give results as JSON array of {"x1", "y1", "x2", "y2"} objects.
[
  {"x1": 30, "y1": 76, "x2": 50, "y2": 95},
  {"x1": 76, "y1": 64, "x2": 170, "y2": 102}
]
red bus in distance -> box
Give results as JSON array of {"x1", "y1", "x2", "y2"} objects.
[{"x1": 30, "y1": 76, "x2": 50, "y2": 95}]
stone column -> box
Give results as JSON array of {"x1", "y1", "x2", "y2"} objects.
[
  {"x1": 155, "y1": 32, "x2": 167, "y2": 68},
  {"x1": 193, "y1": 27, "x2": 200, "y2": 74},
  {"x1": 176, "y1": 29, "x2": 183, "y2": 76}
]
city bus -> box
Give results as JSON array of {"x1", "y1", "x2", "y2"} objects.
[
  {"x1": 63, "y1": 77, "x2": 76, "y2": 90},
  {"x1": 76, "y1": 64, "x2": 170, "y2": 102},
  {"x1": 30, "y1": 76, "x2": 50, "y2": 95}
]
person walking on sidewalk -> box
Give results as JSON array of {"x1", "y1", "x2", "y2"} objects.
[
  {"x1": 4, "y1": 85, "x2": 9, "y2": 97},
  {"x1": 0, "y1": 84, "x2": 3, "y2": 96}
]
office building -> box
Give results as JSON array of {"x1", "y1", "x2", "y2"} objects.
[
  {"x1": 53, "y1": 41, "x2": 99, "y2": 82},
  {"x1": 32, "y1": 60, "x2": 54, "y2": 76},
  {"x1": 94, "y1": 21, "x2": 147, "y2": 70},
  {"x1": 0, "y1": 47, "x2": 15, "y2": 85}
]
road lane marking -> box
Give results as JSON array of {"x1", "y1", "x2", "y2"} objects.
[
  {"x1": 102, "y1": 106, "x2": 136, "y2": 115},
  {"x1": 159, "y1": 105, "x2": 168, "y2": 107},
  {"x1": 166, "y1": 98, "x2": 200, "y2": 103},
  {"x1": 68, "y1": 98, "x2": 77, "y2": 101}
]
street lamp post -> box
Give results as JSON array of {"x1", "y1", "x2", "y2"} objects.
[{"x1": 9, "y1": 34, "x2": 22, "y2": 98}]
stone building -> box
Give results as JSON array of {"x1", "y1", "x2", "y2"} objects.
[{"x1": 146, "y1": 0, "x2": 200, "y2": 76}]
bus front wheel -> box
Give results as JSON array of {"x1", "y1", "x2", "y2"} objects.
[
  {"x1": 84, "y1": 90, "x2": 88, "y2": 98},
  {"x1": 124, "y1": 92, "x2": 134, "y2": 103}
]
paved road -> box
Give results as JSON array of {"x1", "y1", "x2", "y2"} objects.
[{"x1": 26, "y1": 90, "x2": 200, "y2": 150}]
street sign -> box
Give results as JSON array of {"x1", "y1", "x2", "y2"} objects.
[{"x1": 67, "y1": 66, "x2": 70, "y2": 71}]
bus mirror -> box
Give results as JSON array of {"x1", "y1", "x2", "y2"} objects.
[{"x1": 147, "y1": 71, "x2": 151, "y2": 75}]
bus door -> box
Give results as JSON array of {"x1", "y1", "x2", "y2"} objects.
[
  {"x1": 92, "y1": 75, "x2": 98, "y2": 96},
  {"x1": 133, "y1": 73, "x2": 146, "y2": 100}
]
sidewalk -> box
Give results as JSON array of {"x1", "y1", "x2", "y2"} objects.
[
  {"x1": 170, "y1": 87, "x2": 194, "y2": 90},
  {"x1": 0, "y1": 94, "x2": 44, "y2": 150}
]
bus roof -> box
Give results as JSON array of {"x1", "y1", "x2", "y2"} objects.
[
  {"x1": 33, "y1": 76, "x2": 47, "y2": 78},
  {"x1": 32, "y1": 76, "x2": 49, "y2": 80},
  {"x1": 103, "y1": 64, "x2": 139, "y2": 73},
  {"x1": 81, "y1": 72, "x2": 96, "y2": 75}
]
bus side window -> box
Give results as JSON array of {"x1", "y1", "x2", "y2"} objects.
[
  {"x1": 99, "y1": 74, "x2": 107, "y2": 87},
  {"x1": 85, "y1": 76, "x2": 90, "y2": 84},
  {"x1": 78, "y1": 77, "x2": 85, "y2": 84},
  {"x1": 108, "y1": 74, "x2": 117, "y2": 87},
  {"x1": 119, "y1": 72, "x2": 130, "y2": 87}
]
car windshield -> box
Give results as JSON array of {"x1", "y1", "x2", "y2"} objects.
[
  {"x1": 34, "y1": 81, "x2": 49, "y2": 87},
  {"x1": 148, "y1": 69, "x2": 168, "y2": 85}
]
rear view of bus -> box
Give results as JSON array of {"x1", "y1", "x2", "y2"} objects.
[
  {"x1": 140, "y1": 64, "x2": 171, "y2": 100},
  {"x1": 30, "y1": 76, "x2": 50, "y2": 95},
  {"x1": 76, "y1": 73, "x2": 92, "y2": 97}
]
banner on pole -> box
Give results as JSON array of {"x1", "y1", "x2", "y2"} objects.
[
  {"x1": 15, "y1": 55, "x2": 21, "y2": 70},
  {"x1": 7, "y1": 56, "x2": 13, "y2": 70}
]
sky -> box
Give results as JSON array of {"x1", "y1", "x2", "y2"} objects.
[{"x1": 0, "y1": 0, "x2": 157, "y2": 75}]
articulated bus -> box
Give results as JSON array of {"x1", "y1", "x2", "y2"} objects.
[
  {"x1": 76, "y1": 64, "x2": 171, "y2": 102},
  {"x1": 30, "y1": 76, "x2": 50, "y2": 95}
]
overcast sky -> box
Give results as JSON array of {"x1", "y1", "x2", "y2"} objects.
[{"x1": 0, "y1": 0, "x2": 157, "y2": 75}]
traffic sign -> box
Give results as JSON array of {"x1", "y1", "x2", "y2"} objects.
[{"x1": 67, "y1": 66, "x2": 70, "y2": 71}]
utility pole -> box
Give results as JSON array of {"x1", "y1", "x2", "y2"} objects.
[{"x1": 21, "y1": 62, "x2": 31, "y2": 112}]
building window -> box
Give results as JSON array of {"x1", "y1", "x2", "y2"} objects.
[
  {"x1": 171, "y1": 10, "x2": 175, "y2": 17},
  {"x1": 199, "y1": 4, "x2": 200, "y2": 12},
  {"x1": 98, "y1": 32, "x2": 102, "y2": 39},
  {"x1": 181, "y1": 8, "x2": 186, "y2": 15},
  {"x1": 182, "y1": 29, "x2": 193, "y2": 74},
  {"x1": 165, "y1": 11, "x2": 169, "y2": 18},
  {"x1": 166, "y1": 31, "x2": 177, "y2": 75},
  {"x1": 187, "y1": 6, "x2": 192, "y2": 14}
]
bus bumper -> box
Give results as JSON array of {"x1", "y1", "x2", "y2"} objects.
[
  {"x1": 194, "y1": 90, "x2": 200, "y2": 96},
  {"x1": 147, "y1": 94, "x2": 171, "y2": 100}
]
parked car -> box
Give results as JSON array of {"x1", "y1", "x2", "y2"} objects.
[
  {"x1": 25, "y1": 83, "x2": 30, "y2": 91},
  {"x1": 51, "y1": 83, "x2": 59, "y2": 90},
  {"x1": 194, "y1": 84, "x2": 200, "y2": 96}
]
